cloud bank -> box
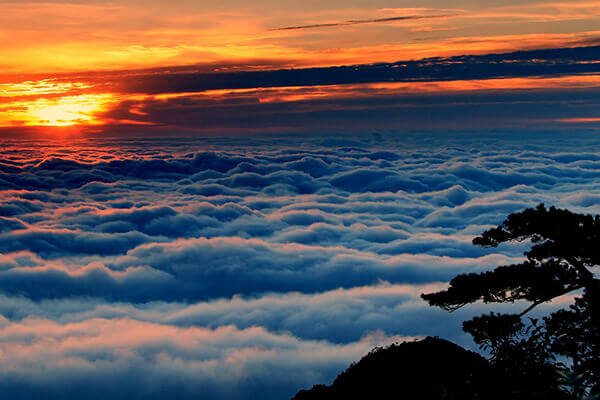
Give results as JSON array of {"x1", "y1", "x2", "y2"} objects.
[{"x1": 1, "y1": 133, "x2": 599, "y2": 398}]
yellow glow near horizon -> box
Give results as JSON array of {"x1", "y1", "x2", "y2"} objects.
[{"x1": 0, "y1": 94, "x2": 115, "y2": 127}]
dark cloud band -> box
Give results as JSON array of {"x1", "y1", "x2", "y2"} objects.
[{"x1": 271, "y1": 14, "x2": 452, "y2": 31}]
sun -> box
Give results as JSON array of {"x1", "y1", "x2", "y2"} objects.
[
  {"x1": 0, "y1": 79, "x2": 116, "y2": 128},
  {"x1": 22, "y1": 94, "x2": 115, "y2": 126}
]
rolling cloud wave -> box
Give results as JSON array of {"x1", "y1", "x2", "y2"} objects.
[{"x1": 1, "y1": 133, "x2": 600, "y2": 398}]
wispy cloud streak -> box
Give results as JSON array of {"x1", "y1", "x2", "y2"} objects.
[{"x1": 271, "y1": 14, "x2": 453, "y2": 31}]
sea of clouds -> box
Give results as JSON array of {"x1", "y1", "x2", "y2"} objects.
[{"x1": 1, "y1": 132, "x2": 599, "y2": 399}]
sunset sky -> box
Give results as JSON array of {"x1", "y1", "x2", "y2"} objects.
[
  {"x1": 1, "y1": 2, "x2": 600, "y2": 399},
  {"x1": 2, "y1": 0, "x2": 600, "y2": 135}
]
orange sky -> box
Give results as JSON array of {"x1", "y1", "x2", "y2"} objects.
[
  {"x1": 1, "y1": 0, "x2": 600, "y2": 131},
  {"x1": 1, "y1": 1, "x2": 600, "y2": 74}
]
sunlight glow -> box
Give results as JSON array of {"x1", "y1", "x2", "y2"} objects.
[{"x1": 0, "y1": 93, "x2": 115, "y2": 127}]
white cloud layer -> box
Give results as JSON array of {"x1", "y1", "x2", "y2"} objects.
[{"x1": 1, "y1": 132, "x2": 599, "y2": 398}]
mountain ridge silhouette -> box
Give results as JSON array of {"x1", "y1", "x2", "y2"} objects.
[{"x1": 292, "y1": 336, "x2": 492, "y2": 400}]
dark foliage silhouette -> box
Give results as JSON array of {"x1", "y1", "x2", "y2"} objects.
[{"x1": 423, "y1": 204, "x2": 600, "y2": 398}]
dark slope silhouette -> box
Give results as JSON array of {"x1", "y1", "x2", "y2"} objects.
[{"x1": 292, "y1": 337, "x2": 492, "y2": 400}]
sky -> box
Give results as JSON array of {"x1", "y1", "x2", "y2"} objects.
[
  {"x1": 1, "y1": 0, "x2": 600, "y2": 135},
  {"x1": 1, "y1": 1, "x2": 600, "y2": 399}
]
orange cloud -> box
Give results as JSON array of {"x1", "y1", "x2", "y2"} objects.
[{"x1": 556, "y1": 117, "x2": 600, "y2": 122}]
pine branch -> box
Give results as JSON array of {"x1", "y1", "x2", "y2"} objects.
[{"x1": 518, "y1": 284, "x2": 582, "y2": 317}]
